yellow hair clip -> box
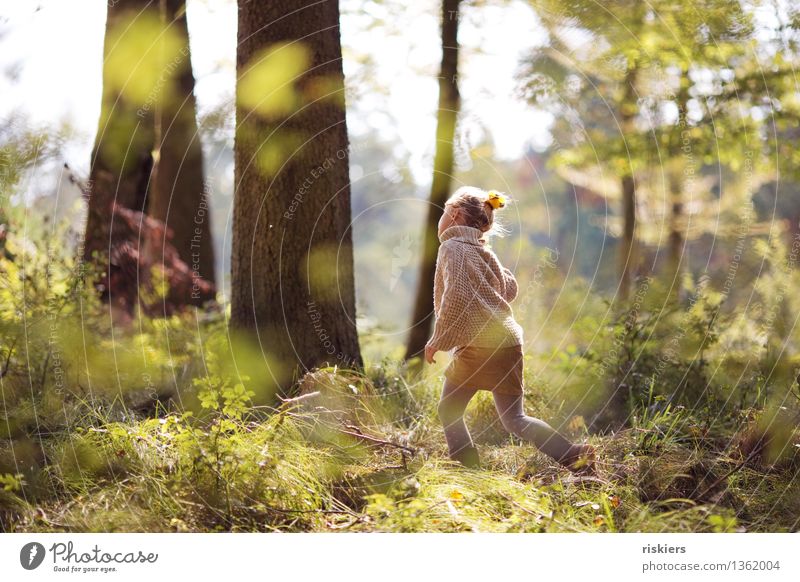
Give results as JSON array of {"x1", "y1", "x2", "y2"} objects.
[{"x1": 486, "y1": 190, "x2": 507, "y2": 210}]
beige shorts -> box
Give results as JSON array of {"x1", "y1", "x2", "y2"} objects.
[{"x1": 444, "y1": 344, "x2": 524, "y2": 395}]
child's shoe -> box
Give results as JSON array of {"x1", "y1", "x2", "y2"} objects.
[{"x1": 558, "y1": 443, "x2": 596, "y2": 474}]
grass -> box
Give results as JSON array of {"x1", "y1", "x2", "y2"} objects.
[{"x1": 2, "y1": 365, "x2": 798, "y2": 534}]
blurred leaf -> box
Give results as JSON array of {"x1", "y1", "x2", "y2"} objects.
[
  {"x1": 238, "y1": 42, "x2": 311, "y2": 118},
  {"x1": 104, "y1": 9, "x2": 185, "y2": 106}
]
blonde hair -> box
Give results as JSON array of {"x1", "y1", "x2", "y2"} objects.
[{"x1": 445, "y1": 186, "x2": 511, "y2": 239}]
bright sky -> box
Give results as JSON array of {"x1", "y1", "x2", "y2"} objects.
[{"x1": 0, "y1": 0, "x2": 553, "y2": 186}]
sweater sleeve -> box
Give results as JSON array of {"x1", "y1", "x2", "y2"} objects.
[
  {"x1": 426, "y1": 244, "x2": 469, "y2": 352},
  {"x1": 486, "y1": 248, "x2": 518, "y2": 303},
  {"x1": 500, "y1": 266, "x2": 519, "y2": 302}
]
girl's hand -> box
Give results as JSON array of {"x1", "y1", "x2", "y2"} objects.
[{"x1": 424, "y1": 345, "x2": 437, "y2": 364}]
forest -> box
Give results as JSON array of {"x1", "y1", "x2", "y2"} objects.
[{"x1": 1, "y1": 0, "x2": 799, "y2": 534}]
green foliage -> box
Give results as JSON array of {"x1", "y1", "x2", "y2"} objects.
[
  {"x1": 195, "y1": 376, "x2": 255, "y2": 420},
  {"x1": 707, "y1": 513, "x2": 739, "y2": 533},
  {"x1": 0, "y1": 473, "x2": 24, "y2": 492}
]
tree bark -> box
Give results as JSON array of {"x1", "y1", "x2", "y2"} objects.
[
  {"x1": 148, "y1": 0, "x2": 217, "y2": 294},
  {"x1": 404, "y1": 0, "x2": 461, "y2": 361},
  {"x1": 83, "y1": 0, "x2": 215, "y2": 319},
  {"x1": 231, "y1": 0, "x2": 362, "y2": 394},
  {"x1": 84, "y1": 0, "x2": 157, "y2": 271},
  {"x1": 667, "y1": 175, "x2": 684, "y2": 284},
  {"x1": 618, "y1": 67, "x2": 638, "y2": 302},
  {"x1": 667, "y1": 65, "x2": 690, "y2": 297},
  {"x1": 619, "y1": 174, "x2": 636, "y2": 300}
]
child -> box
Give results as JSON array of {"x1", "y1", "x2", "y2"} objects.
[{"x1": 425, "y1": 186, "x2": 595, "y2": 472}]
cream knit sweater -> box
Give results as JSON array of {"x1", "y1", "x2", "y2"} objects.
[{"x1": 426, "y1": 225, "x2": 524, "y2": 352}]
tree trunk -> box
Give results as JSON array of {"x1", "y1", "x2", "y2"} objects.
[
  {"x1": 404, "y1": 0, "x2": 461, "y2": 361},
  {"x1": 148, "y1": 0, "x2": 217, "y2": 295},
  {"x1": 667, "y1": 66, "x2": 690, "y2": 297},
  {"x1": 619, "y1": 173, "x2": 636, "y2": 300},
  {"x1": 667, "y1": 175, "x2": 684, "y2": 285},
  {"x1": 83, "y1": 0, "x2": 215, "y2": 319},
  {"x1": 84, "y1": 0, "x2": 157, "y2": 271},
  {"x1": 618, "y1": 67, "x2": 638, "y2": 302},
  {"x1": 231, "y1": 0, "x2": 362, "y2": 394}
]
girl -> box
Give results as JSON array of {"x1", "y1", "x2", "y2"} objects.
[{"x1": 424, "y1": 186, "x2": 595, "y2": 473}]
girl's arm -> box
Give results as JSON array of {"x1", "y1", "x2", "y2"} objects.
[
  {"x1": 426, "y1": 244, "x2": 467, "y2": 353},
  {"x1": 487, "y1": 248, "x2": 518, "y2": 302},
  {"x1": 500, "y1": 266, "x2": 518, "y2": 302}
]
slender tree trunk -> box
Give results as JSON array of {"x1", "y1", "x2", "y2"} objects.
[
  {"x1": 790, "y1": 211, "x2": 800, "y2": 245},
  {"x1": 148, "y1": 0, "x2": 217, "y2": 293},
  {"x1": 84, "y1": 0, "x2": 157, "y2": 270},
  {"x1": 404, "y1": 0, "x2": 461, "y2": 361},
  {"x1": 667, "y1": 173, "x2": 684, "y2": 283},
  {"x1": 619, "y1": 173, "x2": 636, "y2": 300},
  {"x1": 231, "y1": 0, "x2": 362, "y2": 394},
  {"x1": 618, "y1": 67, "x2": 638, "y2": 302},
  {"x1": 667, "y1": 66, "x2": 690, "y2": 297}
]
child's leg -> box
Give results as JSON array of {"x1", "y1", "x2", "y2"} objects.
[
  {"x1": 492, "y1": 391, "x2": 574, "y2": 461},
  {"x1": 438, "y1": 380, "x2": 479, "y2": 465}
]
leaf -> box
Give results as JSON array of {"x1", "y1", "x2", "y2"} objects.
[{"x1": 238, "y1": 42, "x2": 310, "y2": 118}]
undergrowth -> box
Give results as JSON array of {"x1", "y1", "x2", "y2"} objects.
[
  {"x1": 2, "y1": 358, "x2": 798, "y2": 533},
  {"x1": 1, "y1": 215, "x2": 800, "y2": 533}
]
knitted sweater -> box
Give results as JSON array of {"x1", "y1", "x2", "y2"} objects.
[{"x1": 426, "y1": 225, "x2": 524, "y2": 352}]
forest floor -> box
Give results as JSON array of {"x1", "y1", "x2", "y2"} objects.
[{"x1": 2, "y1": 366, "x2": 800, "y2": 533}]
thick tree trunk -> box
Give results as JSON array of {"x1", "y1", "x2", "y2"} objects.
[
  {"x1": 84, "y1": 0, "x2": 157, "y2": 270},
  {"x1": 148, "y1": 0, "x2": 216, "y2": 294},
  {"x1": 404, "y1": 0, "x2": 461, "y2": 361},
  {"x1": 83, "y1": 0, "x2": 215, "y2": 319},
  {"x1": 231, "y1": 0, "x2": 362, "y2": 394}
]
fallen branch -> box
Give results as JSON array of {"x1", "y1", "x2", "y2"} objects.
[
  {"x1": 340, "y1": 423, "x2": 416, "y2": 455},
  {"x1": 696, "y1": 447, "x2": 763, "y2": 501},
  {"x1": 277, "y1": 391, "x2": 321, "y2": 404},
  {"x1": 264, "y1": 507, "x2": 360, "y2": 516},
  {"x1": 181, "y1": 498, "x2": 362, "y2": 518}
]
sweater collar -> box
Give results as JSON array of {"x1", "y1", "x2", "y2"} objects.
[{"x1": 438, "y1": 225, "x2": 486, "y2": 246}]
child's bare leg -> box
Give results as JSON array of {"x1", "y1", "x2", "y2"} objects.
[
  {"x1": 438, "y1": 380, "x2": 480, "y2": 466},
  {"x1": 492, "y1": 392, "x2": 574, "y2": 461}
]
